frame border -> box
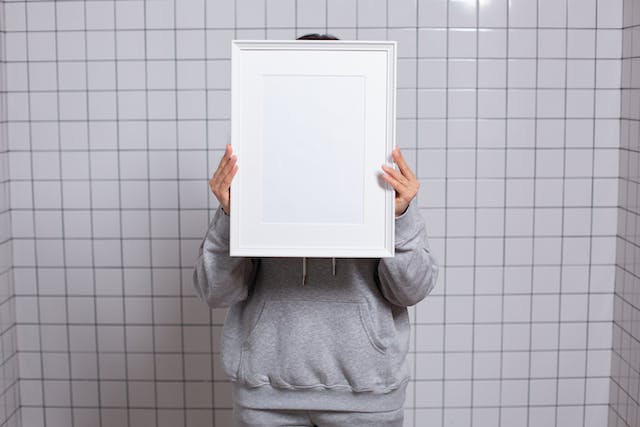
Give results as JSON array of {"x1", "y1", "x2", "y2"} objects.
[{"x1": 229, "y1": 40, "x2": 397, "y2": 258}]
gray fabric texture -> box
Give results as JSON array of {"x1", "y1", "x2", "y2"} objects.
[
  {"x1": 192, "y1": 202, "x2": 439, "y2": 412},
  {"x1": 232, "y1": 402, "x2": 404, "y2": 427}
]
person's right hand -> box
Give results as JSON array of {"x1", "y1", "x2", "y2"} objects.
[{"x1": 209, "y1": 144, "x2": 238, "y2": 215}]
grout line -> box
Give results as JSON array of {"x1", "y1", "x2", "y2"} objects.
[
  {"x1": 52, "y1": 2, "x2": 75, "y2": 425},
  {"x1": 525, "y1": 1, "x2": 541, "y2": 426},
  {"x1": 470, "y1": 1, "x2": 479, "y2": 426},
  {"x1": 111, "y1": 1, "x2": 132, "y2": 426},
  {"x1": 0, "y1": 46, "x2": 13, "y2": 420},
  {"x1": 553, "y1": 1, "x2": 570, "y2": 424},
  {"x1": 440, "y1": 1, "x2": 449, "y2": 425},
  {"x1": 203, "y1": 0, "x2": 217, "y2": 423},
  {"x1": 81, "y1": 0, "x2": 103, "y2": 425},
  {"x1": 325, "y1": 0, "x2": 328, "y2": 35},
  {"x1": 172, "y1": 1, "x2": 188, "y2": 426},
  {"x1": 4, "y1": 318, "x2": 619, "y2": 328},
  {"x1": 611, "y1": 0, "x2": 632, "y2": 425},
  {"x1": 22, "y1": 3, "x2": 48, "y2": 426},
  {"x1": 498, "y1": 1, "x2": 510, "y2": 425},
  {"x1": 1, "y1": 58, "x2": 628, "y2": 68},
  {"x1": 581, "y1": 0, "x2": 599, "y2": 425},
  {"x1": 413, "y1": 0, "x2": 418, "y2": 424},
  {"x1": 141, "y1": 0, "x2": 153, "y2": 426},
  {"x1": 0, "y1": 25, "x2": 630, "y2": 33}
]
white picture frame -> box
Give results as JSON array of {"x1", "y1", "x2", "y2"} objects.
[{"x1": 229, "y1": 40, "x2": 397, "y2": 258}]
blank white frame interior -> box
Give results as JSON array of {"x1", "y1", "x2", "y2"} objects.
[{"x1": 230, "y1": 40, "x2": 396, "y2": 258}]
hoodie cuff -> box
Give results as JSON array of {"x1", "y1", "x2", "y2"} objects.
[
  {"x1": 394, "y1": 202, "x2": 420, "y2": 246},
  {"x1": 212, "y1": 204, "x2": 231, "y2": 242}
]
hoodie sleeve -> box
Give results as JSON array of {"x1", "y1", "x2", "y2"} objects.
[
  {"x1": 377, "y1": 202, "x2": 439, "y2": 307},
  {"x1": 192, "y1": 205, "x2": 259, "y2": 309}
]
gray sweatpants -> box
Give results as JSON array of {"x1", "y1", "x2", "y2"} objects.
[{"x1": 232, "y1": 404, "x2": 404, "y2": 427}]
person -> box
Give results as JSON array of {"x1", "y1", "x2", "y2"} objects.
[{"x1": 192, "y1": 34, "x2": 439, "y2": 427}]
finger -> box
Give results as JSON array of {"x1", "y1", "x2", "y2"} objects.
[
  {"x1": 381, "y1": 171, "x2": 405, "y2": 192},
  {"x1": 213, "y1": 144, "x2": 233, "y2": 177},
  {"x1": 214, "y1": 155, "x2": 237, "y2": 189},
  {"x1": 381, "y1": 164, "x2": 408, "y2": 185},
  {"x1": 212, "y1": 144, "x2": 233, "y2": 180},
  {"x1": 213, "y1": 153, "x2": 237, "y2": 185},
  {"x1": 392, "y1": 147, "x2": 416, "y2": 179},
  {"x1": 392, "y1": 148, "x2": 415, "y2": 179},
  {"x1": 220, "y1": 163, "x2": 238, "y2": 190}
]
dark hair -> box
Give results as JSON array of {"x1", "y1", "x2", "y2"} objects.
[{"x1": 296, "y1": 33, "x2": 340, "y2": 40}]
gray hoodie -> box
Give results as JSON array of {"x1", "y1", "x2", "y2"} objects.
[{"x1": 192, "y1": 202, "x2": 439, "y2": 412}]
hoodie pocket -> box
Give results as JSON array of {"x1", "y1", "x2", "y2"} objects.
[{"x1": 239, "y1": 299, "x2": 395, "y2": 392}]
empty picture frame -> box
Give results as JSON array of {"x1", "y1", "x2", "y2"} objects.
[{"x1": 229, "y1": 40, "x2": 397, "y2": 258}]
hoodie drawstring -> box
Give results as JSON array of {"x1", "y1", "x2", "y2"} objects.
[
  {"x1": 301, "y1": 257, "x2": 337, "y2": 286},
  {"x1": 302, "y1": 257, "x2": 307, "y2": 286}
]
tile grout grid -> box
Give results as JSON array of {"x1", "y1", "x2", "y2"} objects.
[{"x1": 0, "y1": 0, "x2": 627, "y2": 426}]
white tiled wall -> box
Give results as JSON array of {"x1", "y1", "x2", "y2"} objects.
[
  {"x1": 609, "y1": 0, "x2": 640, "y2": 425},
  {"x1": 0, "y1": 2, "x2": 20, "y2": 426},
  {"x1": 1, "y1": 0, "x2": 625, "y2": 426}
]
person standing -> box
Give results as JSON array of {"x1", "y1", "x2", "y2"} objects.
[{"x1": 193, "y1": 33, "x2": 439, "y2": 427}]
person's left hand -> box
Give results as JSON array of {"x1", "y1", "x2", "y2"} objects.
[{"x1": 381, "y1": 147, "x2": 420, "y2": 217}]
